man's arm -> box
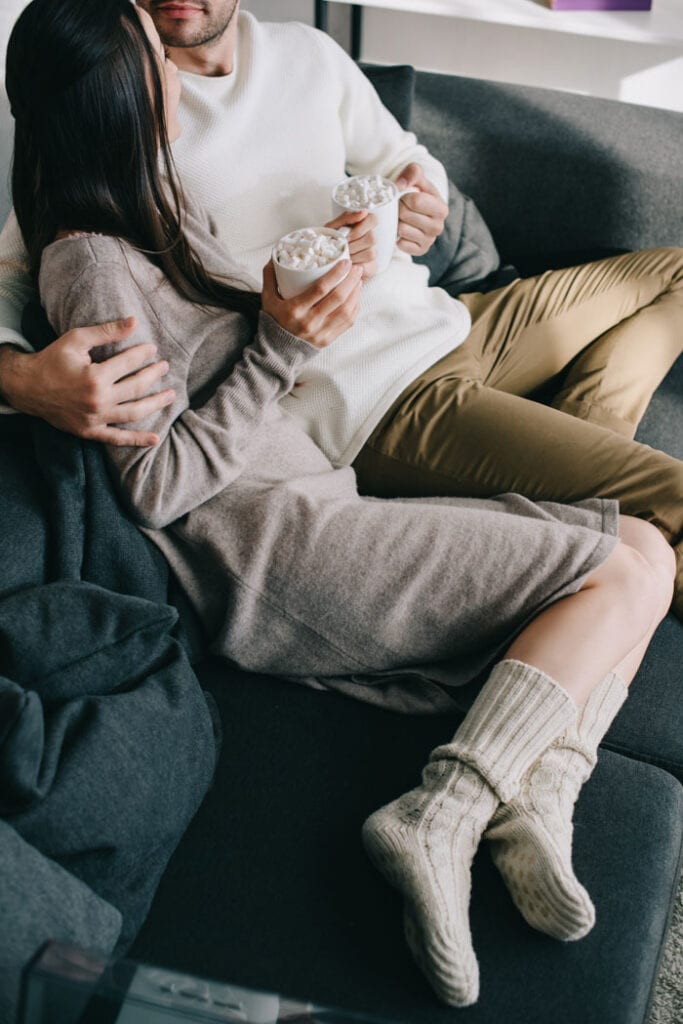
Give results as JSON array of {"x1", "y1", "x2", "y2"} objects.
[
  {"x1": 0, "y1": 321, "x2": 176, "y2": 447},
  {"x1": 311, "y1": 29, "x2": 448, "y2": 260},
  {"x1": 0, "y1": 211, "x2": 37, "y2": 370},
  {"x1": 0, "y1": 212, "x2": 174, "y2": 443}
]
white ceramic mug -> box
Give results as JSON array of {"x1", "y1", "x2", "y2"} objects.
[
  {"x1": 331, "y1": 175, "x2": 419, "y2": 274},
  {"x1": 272, "y1": 226, "x2": 350, "y2": 300}
]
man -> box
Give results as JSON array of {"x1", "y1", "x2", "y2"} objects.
[{"x1": 0, "y1": 0, "x2": 681, "y2": 617}]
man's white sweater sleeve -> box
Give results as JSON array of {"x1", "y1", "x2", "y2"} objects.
[
  {"x1": 0, "y1": 211, "x2": 35, "y2": 413},
  {"x1": 311, "y1": 28, "x2": 449, "y2": 203},
  {"x1": 0, "y1": 211, "x2": 35, "y2": 350}
]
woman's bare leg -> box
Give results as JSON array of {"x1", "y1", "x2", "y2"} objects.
[
  {"x1": 505, "y1": 516, "x2": 674, "y2": 704},
  {"x1": 485, "y1": 515, "x2": 675, "y2": 943},
  {"x1": 611, "y1": 514, "x2": 676, "y2": 683}
]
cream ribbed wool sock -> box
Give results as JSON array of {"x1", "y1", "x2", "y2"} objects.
[
  {"x1": 484, "y1": 670, "x2": 628, "y2": 941},
  {"x1": 361, "y1": 659, "x2": 577, "y2": 1007}
]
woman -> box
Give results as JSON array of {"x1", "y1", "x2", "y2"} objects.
[{"x1": 6, "y1": 0, "x2": 675, "y2": 1007}]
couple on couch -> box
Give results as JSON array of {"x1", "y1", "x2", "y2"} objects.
[{"x1": 2, "y1": 0, "x2": 682, "y2": 1008}]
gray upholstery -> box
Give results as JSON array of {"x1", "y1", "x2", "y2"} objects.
[
  {"x1": 131, "y1": 663, "x2": 683, "y2": 1024},
  {"x1": 0, "y1": 821, "x2": 121, "y2": 1024},
  {"x1": 412, "y1": 73, "x2": 683, "y2": 265}
]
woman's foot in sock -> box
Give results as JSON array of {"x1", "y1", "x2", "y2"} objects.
[
  {"x1": 362, "y1": 759, "x2": 498, "y2": 1006},
  {"x1": 485, "y1": 753, "x2": 595, "y2": 941}
]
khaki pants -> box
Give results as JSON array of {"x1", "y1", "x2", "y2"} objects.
[{"x1": 352, "y1": 247, "x2": 683, "y2": 614}]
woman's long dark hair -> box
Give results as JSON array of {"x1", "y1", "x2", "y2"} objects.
[{"x1": 6, "y1": 0, "x2": 260, "y2": 321}]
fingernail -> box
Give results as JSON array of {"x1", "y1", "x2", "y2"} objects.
[{"x1": 396, "y1": 178, "x2": 407, "y2": 189}]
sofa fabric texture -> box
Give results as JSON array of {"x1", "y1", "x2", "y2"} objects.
[{"x1": 131, "y1": 661, "x2": 683, "y2": 1024}]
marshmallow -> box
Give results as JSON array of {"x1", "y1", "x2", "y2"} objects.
[
  {"x1": 333, "y1": 174, "x2": 396, "y2": 211},
  {"x1": 274, "y1": 228, "x2": 347, "y2": 270}
]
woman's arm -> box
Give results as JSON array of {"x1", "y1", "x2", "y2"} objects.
[
  {"x1": 0, "y1": 213, "x2": 176, "y2": 440},
  {"x1": 42, "y1": 247, "x2": 361, "y2": 530}
]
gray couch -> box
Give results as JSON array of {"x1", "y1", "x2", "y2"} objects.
[{"x1": 125, "y1": 68, "x2": 683, "y2": 1024}]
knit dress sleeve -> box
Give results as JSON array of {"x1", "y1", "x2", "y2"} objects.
[
  {"x1": 39, "y1": 240, "x2": 319, "y2": 530},
  {"x1": 309, "y1": 27, "x2": 449, "y2": 203}
]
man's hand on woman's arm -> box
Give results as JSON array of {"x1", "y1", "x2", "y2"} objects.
[
  {"x1": 395, "y1": 162, "x2": 448, "y2": 257},
  {"x1": 0, "y1": 317, "x2": 175, "y2": 446}
]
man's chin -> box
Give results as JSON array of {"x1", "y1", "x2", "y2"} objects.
[
  {"x1": 158, "y1": 30, "x2": 197, "y2": 48},
  {"x1": 156, "y1": 20, "x2": 204, "y2": 48}
]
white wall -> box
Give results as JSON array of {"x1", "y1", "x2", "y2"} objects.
[
  {"x1": 0, "y1": 1, "x2": 25, "y2": 227},
  {"x1": 241, "y1": 0, "x2": 350, "y2": 45},
  {"x1": 241, "y1": 0, "x2": 683, "y2": 112}
]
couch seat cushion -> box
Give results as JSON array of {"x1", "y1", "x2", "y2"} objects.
[{"x1": 130, "y1": 662, "x2": 683, "y2": 1024}]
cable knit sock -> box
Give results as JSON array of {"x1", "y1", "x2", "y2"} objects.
[
  {"x1": 362, "y1": 660, "x2": 577, "y2": 1007},
  {"x1": 484, "y1": 671, "x2": 628, "y2": 941}
]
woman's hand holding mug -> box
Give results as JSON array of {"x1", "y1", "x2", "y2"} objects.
[
  {"x1": 262, "y1": 258, "x2": 363, "y2": 349},
  {"x1": 326, "y1": 209, "x2": 379, "y2": 280}
]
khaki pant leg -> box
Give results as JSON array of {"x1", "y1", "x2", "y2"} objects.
[
  {"x1": 548, "y1": 248, "x2": 683, "y2": 436},
  {"x1": 353, "y1": 248, "x2": 683, "y2": 610},
  {"x1": 455, "y1": 248, "x2": 683, "y2": 418},
  {"x1": 352, "y1": 379, "x2": 683, "y2": 613}
]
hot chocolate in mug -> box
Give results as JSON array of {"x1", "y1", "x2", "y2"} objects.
[{"x1": 331, "y1": 174, "x2": 419, "y2": 274}]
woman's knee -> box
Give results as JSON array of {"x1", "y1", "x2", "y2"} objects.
[
  {"x1": 585, "y1": 540, "x2": 670, "y2": 631},
  {"x1": 618, "y1": 514, "x2": 676, "y2": 588}
]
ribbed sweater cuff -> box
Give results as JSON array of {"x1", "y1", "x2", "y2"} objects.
[{"x1": 432, "y1": 660, "x2": 577, "y2": 803}]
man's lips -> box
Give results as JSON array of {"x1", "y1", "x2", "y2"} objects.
[{"x1": 156, "y1": 3, "x2": 203, "y2": 16}]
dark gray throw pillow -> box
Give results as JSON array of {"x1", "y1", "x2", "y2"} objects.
[{"x1": 359, "y1": 62, "x2": 415, "y2": 132}]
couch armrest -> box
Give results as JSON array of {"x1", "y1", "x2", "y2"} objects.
[{"x1": 413, "y1": 72, "x2": 683, "y2": 265}]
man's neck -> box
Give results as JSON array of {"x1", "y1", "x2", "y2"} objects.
[{"x1": 169, "y1": 13, "x2": 238, "y2": 77}]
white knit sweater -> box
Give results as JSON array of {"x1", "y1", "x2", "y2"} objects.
[{"x1": 0, "y1": 13, "x2": 471, "y2": 463}]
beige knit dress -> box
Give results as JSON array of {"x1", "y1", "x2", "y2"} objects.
[{"x1": 38, "y1": 201, "x2": 620, "y2": 713}]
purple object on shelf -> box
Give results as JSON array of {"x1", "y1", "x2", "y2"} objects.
[{"x1": 546, "y1": 0, "x2": 651, "y2": 8}]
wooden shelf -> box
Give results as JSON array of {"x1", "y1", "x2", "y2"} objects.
[{"x1": 319, "y1": 0, "x2": 683, "y2": 46}]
